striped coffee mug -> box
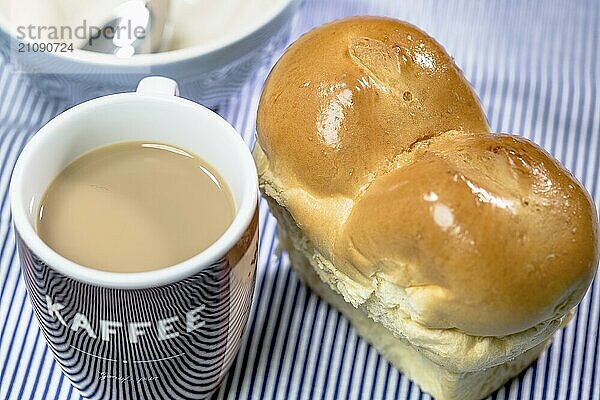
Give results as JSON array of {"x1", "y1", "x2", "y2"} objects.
[{"x1": 9, "y1": 77, "x2": 259, "y2": 400}]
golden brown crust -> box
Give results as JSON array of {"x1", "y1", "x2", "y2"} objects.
[
  {"x1": 255, "y1": 17, "x2": 599, "y2": 337},
  {"x1": 257, "y1": 16, "x2": 489, "y2": 196},
  {"x1": 341, "y1": 133, "x2": 598, "y2": 336}
]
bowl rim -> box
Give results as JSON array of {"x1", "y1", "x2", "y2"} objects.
[{"x1": 0, "y1": 0, "x2": 295, "y2": 66}]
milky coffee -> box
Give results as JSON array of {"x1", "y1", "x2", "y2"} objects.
[{"x1": 37, "y1": 141, "x2": 235, "y2": 272}]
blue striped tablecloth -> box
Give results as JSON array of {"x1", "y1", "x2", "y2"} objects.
[{"x1": 1, "y1": 1, "x2": 598, "y2": 399}]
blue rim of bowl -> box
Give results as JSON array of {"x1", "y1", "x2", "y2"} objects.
[{"x1": 0, "y1": 0, "x2": 296, "y2": 67}]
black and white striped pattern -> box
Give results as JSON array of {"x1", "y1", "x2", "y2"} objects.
[
  {"x1": 16, "y1": 232, "x2": 255, "y2": 400},
  {"x1": 1, "y1": 1, "x2": 599, "y2": 399}
]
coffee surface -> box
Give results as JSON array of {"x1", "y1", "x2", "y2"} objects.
[{"x1": 37, "y1": 141, "x2": 235, "y2": 272}]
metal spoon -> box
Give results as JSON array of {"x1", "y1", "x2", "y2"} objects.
[{"x1": 81, "y1": 0, "x2": 170, "y2": 57}]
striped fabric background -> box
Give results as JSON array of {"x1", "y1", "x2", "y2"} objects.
[{"x1": 1, "y1": 0, "x2": 598, "y2": 399}]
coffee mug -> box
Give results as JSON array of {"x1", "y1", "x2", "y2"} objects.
[{"x1": 9, "y1": 77, "x2": 259, "y2": 400}]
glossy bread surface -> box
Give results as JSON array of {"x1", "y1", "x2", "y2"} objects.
[
  {"x1": 256, "y1": 16, "x2": 599, "y2": 337},
  {"x1": 257, "y1": 17, "x2": 489, "y2": 196},
  {"x1": 342, "y1": 133, "x2": 598, "y2": 335}
]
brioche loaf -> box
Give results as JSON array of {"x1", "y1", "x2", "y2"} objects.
[{"x1": 254, "y1": 16, "x2": 599, "y2": 400}]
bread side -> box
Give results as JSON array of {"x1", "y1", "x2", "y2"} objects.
[
  {"x1": 256, "y1": 156, "x2": 567, "y2": 373},
  {"x1": 272, "y1": 193, "x2": 551, "y2": 400}
]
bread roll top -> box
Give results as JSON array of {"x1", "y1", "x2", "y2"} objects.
[
  {"x1": 256, "y1": 16, "x2": 599, "y2": 338},
  {"x1": 341, "y1": 133, "x2": 598, "y2": 336},
  {"x1": 257, "y1": 16, "x2": 489, "y2": 196}
]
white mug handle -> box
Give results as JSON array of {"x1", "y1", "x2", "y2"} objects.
[{"x1": 136, "y1": 76, "x2": 180, "y2": 97}]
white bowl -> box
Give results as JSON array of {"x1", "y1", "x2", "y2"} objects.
[{"x1": 0, "y1": 0, "x2": 297, "y2": 106}]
